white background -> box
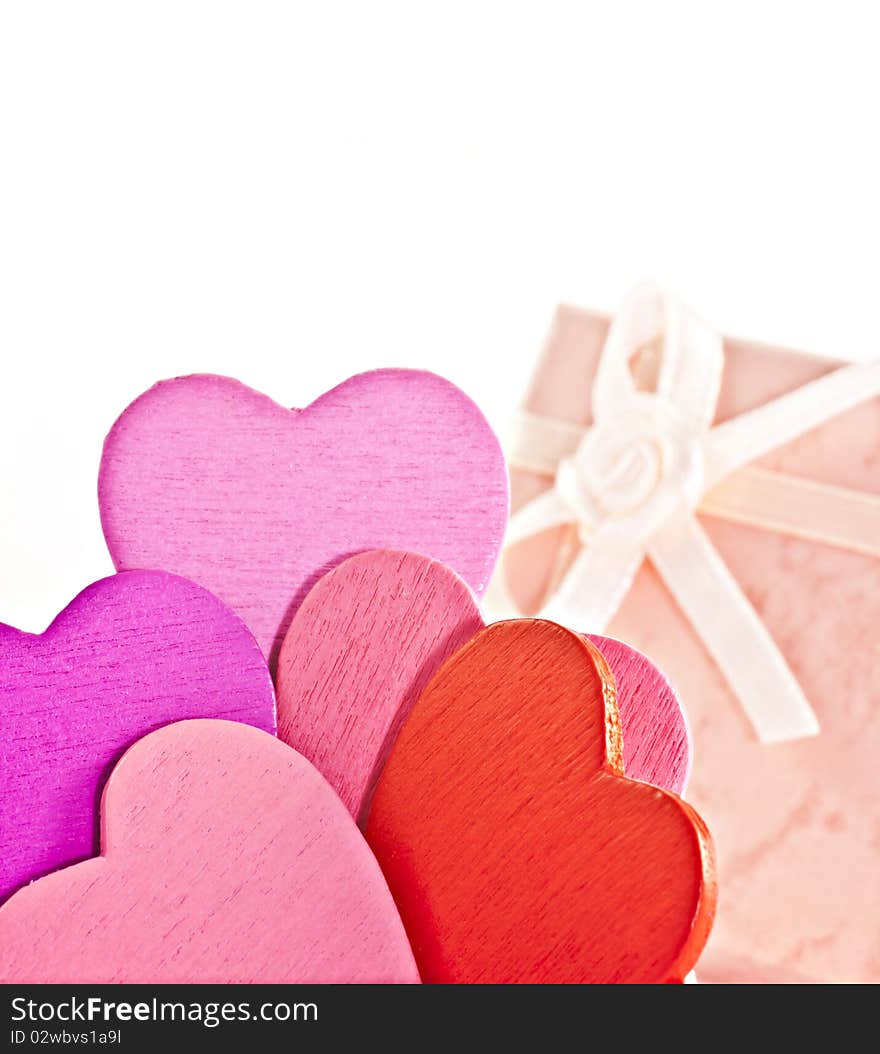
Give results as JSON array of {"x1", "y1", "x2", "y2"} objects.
[{"x1": 1, "y1": 2, "x2": 878, "y2": 630}]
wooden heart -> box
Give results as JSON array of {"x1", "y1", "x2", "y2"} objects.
[
  {"x1": 0, "y1": 720, "x2": 419, "y2": 983},
  {"x1": 587, "y1": 633, "x2": 690, "y2": 795},
  {"x1": 0, "y1": 571, "x2": 275, "y2": 904},
  {"x1": 276, "y1": 550, "x2": 484, "y2": 825},
  {"x1": 98, "y1": 370, "x2": 508, "y2": 668},
  {"x1": 277, "y1": 550, "x2": 690, "y2": 828},
  {"x1": 365, "y1": 620, "x2": 716, "y2": 983}
]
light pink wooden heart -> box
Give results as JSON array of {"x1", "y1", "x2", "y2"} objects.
[
  {"x1": 276, "y1": 550, "x2": 690, "y2": 829},
  {"x1": 98, "y1": 370, "x2": 508, "y2": 668},
  {"x1": 0, "y1": 720, "x2": 419, "y2": 983}
]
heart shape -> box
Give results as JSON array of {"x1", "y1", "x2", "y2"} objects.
[
  {"x1": 589, "y1": 632, "x2": 690, "y2": 795},
  {"x1": 277, "y1": 550, "x2": 690, "y2": 827},
  {"x1": 276, "y1": 550, "x2": 484, "y2": 824},
  {"x1": 0, "y1": 720, "x2": 418, "y2": 983},
  {"x1": 365, "y1": 620, "x2": 716, "y2": 983},
  {"x1": 98, "y1": 370, "x2": 508, "y2": 667},
  {"x1": 0, "y1": 570, "x2": 275, "y2": 904}
]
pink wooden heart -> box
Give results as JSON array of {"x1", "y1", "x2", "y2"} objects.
[
  {"x1": 98, "y1": 370, "x2": 508, "y2": 668},
  {"x1": 0, "y1": 720, "x2": 419, "y2": 983},
  {"x1": 276, "y1": 550, "x2": 484, "y2": 824},
  {"x1": 276, "y1": 550, "x2": 690, "y2": 829},
  {"x1": 585, "y1": 633, "x2": 691, "y2": 795},
  {"x1": 0, "y1": 571, "x2": 275, "y2": 904}
]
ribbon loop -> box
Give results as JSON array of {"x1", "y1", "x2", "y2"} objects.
[{"x1": 593, "y1": 284, "x2": 723, "y2": 432}]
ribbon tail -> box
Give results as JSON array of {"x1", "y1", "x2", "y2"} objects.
[
  {"x1": 701, "y1": 465, "x2": 880, "y2": 558},
  {"x1": 648, "y1": 513, "x2": 820, "y2": 743},
  {"x1": 502, "y1": 489, "x2": 575, "y2": 548},
  {"x1": 482, "y1": 493, "x2": 643, "y2": 630},
  {"x1": 704, "y1": 361, "x2": 880, "y2": 487},
  {"x1": 540, "y1": 530, "x2": 645, "y2": 632},
  {"x1": 481, "y1": 488, "x2": 579, "y2": 620}
]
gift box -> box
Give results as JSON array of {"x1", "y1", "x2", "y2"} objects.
[{"x1": 488, "y1": 286, "x2": 880, "y2": 983}]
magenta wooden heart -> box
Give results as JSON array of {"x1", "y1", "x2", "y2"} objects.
[
  {"x1": 276, "y1": 550, "x2": 690, "y2": 829},
  {"x1": 0, "y1": 720, "x2": 419, "y2": 983},
  {"x1": 0, "y1": 571, "x2": 275, "y2": 904},
  {"x1": 98, "y1": 370, "x2": 508, "y2": 667}
]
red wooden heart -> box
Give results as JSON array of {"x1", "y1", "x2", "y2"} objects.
[{"x1": 366, "y1": 619, "x2": 716, "y2": 983}]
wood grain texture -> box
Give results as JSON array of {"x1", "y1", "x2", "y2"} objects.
[
  {"x1": 0, "y1": 571, "x2": 275, "y2": 905},
  {"x1": 98, "y1": 370, "x2": 509, "y2": 669},
  {"x1": 277, "y1": 550, "x2": 689, "y2": 829},
  {"x1": 366, "y1": 620, "x2": 716, "y2": 984},
  {"x1": 277, "y1": 550, "x2": 484, "y2": 825},
  {"x1": 0, "y1": 720, "x2": 419, "y2": 983},
  {"x1": 585, "y1": 634, "x2": 690, "y2": 794}
]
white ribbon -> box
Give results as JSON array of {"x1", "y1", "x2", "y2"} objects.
[{"x1": 486, "y1": 284, "x2": 880, "y2": 743}]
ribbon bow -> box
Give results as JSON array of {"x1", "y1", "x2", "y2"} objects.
[{"x1": 486, "y1": 285, "x2": 880, "y2": 743}]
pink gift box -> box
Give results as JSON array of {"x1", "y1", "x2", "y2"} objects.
[{"x1": 500, "y1": 302, "x2": 880, "y2": 983}]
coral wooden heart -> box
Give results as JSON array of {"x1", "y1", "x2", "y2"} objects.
[
  {"x1": 277, "y1": 550, "x2": 690, "y2": 829},
  {"x1": 0, "y1": 720, "x2": 418, "y2": 983},
  {"x1": 0, "y1": 571, "x2": 275, "y2": 904},
  {"x1": 365, "y1": 620, "x2": 716, "y2": 983},
  {"x1": 98, "y1": 370, "x2": 508, "y2": 667}
]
